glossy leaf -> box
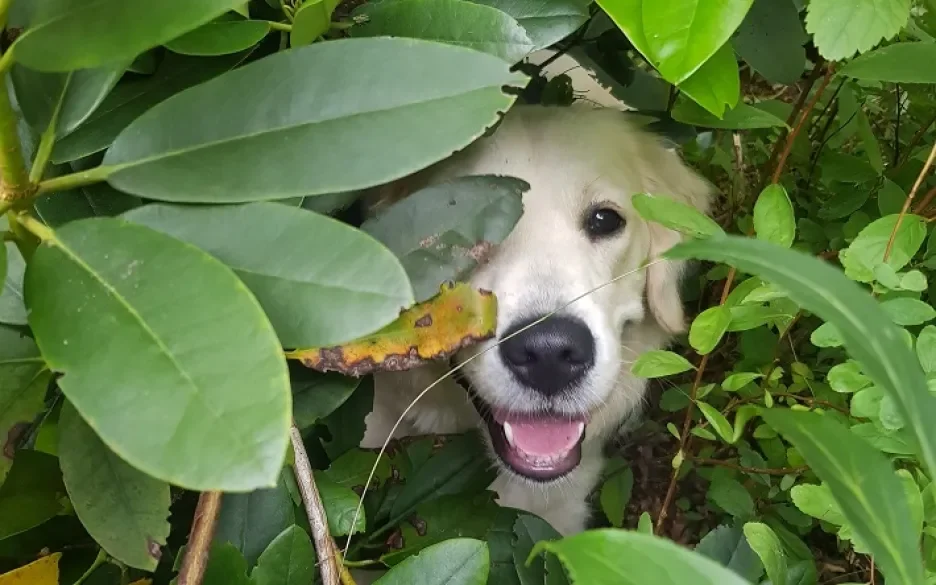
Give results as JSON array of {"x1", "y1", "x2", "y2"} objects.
[
  {"x1": 375, "y1": 538, "x2": 489, "y2": 585},
  {"x1": 101, "y1": 38, "x2": 525, "y2": 203},
  {"x1": 805, "y1": 0, "x2": 911, "y2": 60},
  {"x1": 292, "y1": 370, "x2": 360, "y2": 431},
  {"x1": 0, "y1": 329, "x2": 49, "y2": 484},
  {"x1": 25, "y1": 218, "x2": 290, "y2": 491},
  {"x1": 58, "y1": 402, "x2": 171, "y2": 570},
  {"x1": 672, "y1": 97, "x2": 787, "y2": 130},
  {"x1": 214, "y1": 472, "x2": 295, "y2": 566},
  {"x1": 124, "y1": 202, "x2": 414, "y2": 348},
  {"x1": 165, "y1": 20, "x2": 270, "y2": 56},
  {"x1": 469, "y1": 0, "x2": 588, "y2": 50},
  {"x1": 290, "y1": 0, "x2": 340, "y2": 46},
  {"x1": 289, "y1": 282, "x2": 495, "y2": 376},
  {"x1": 733, "y1": 0, "x2": 807, "y2": 84},
  {"x1": 762, "y1": 409, "x2": 925, "y2": 585},
  {"x1": 531, "y1": 529, "x2": 750, "y2": 585},
  {"x1": 668, "y1": 236, "x2": 936, "y2": 483},
  {"x1": 641, "y1": 0, "x2": 754, "y2": 84},
  {"x1": 743, "y1": 522, "x2": 787, "y2": 585},
  {"x1": 353, "y1": 0, "x2": 535, "y2": 63},
  {"x1": 632, "y1": 193, "x2": 724, "y2": 239},
  {"x1": 250, "y1": 526, "x2": 315, "y2": 585},
  {"x1": 600, "y1": 469, "x2": 634, "y2": 528},
  {"x1": 362, "y1": 175, "x2": 526, "y2": 302},
  {"x1": 632, "y1": 350, "x2": 694, "y2": 378},
  {"x1": 12, "y1": 0, "x2": 246, "y2": 71},
  {"x1": 315, "y1": 472, "x2": 365, "y2": 536},
  {"x1": 841, "y1": 42, "x2": 936, "y2": 83},
  {"x1": 689, "y1": 306, "x2": 731, "y2": 355},
  {"x1": 753, "y1": 184, "x2": 796, "y2": 248},
  {"x1": 0, "y1": 553, "x2": 61, "y2": 585}
]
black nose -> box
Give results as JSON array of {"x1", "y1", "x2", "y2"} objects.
[{"x1": 499, "y1": 316, "x2": 596, "y2": 396}]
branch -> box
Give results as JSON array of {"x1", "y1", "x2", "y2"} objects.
[
  {"x1": 176, "y1": 491, "x2": 223, "y2": 585},
  {"x1": 884, "y1": 140, "x2": 936, "y2": 262},
  {"x1": 0, "y1": 65, "x2": 32, "y2": 203},
  {"x1": 912, "y1": 185, "x2": 936, "y2": 215},
  {"x1": 690, "y1": 457, "x2": 808, "y2": 476}
]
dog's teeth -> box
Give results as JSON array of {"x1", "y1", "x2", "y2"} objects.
[
  {"x1": 576, "y1": 421, "x2": 585, "y2": 437},
  {"x1": 503, "y1": 422, "x2": 515, "y2": 447}
]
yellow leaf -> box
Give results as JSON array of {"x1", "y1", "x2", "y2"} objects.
[
  {"x1": 287, "y1": 282, "x2": 497, "y2": 376},
  {"x1": 129, "y1": 579, "x2": 152, "y2": 585},
  {"x1": 0, "y1": 553, "x2": 61, "y2": 585}
]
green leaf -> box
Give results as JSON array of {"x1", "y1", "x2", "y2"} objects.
[
  {"x1": 290, "y1": 0, "x2": 340, "y2": 46},
  {"x1": 896, "y1": 469, "x2": 924, "y2": 543},
  {"x1": 513, "y1": 514, "x2": 569, "y2": 585},
  {"x1": 292, "y1": 370, "x2": 360, "y2": 431},
  {"x1": 11, "y1": 65, "x2": 125, "y2": 139},
  {"x1": 214, "y1": 471, "x2": 295, "y2": 566},
  {"x1": 468, "y1": 0, "x2": 589, "y2": 51},
  {"x1": 202, "y1": 542, "x2": 251, "y2": 585},
  {"x1": 827, "y1": 361, "x2": 871, "y2": 393},
  {"x1": 600, "y1": 469, "x2": 634, "y2": 528},
  {"x1": 733, "y1": 0, "x2": 807, "y2": 85},
  {"x1": 0, "y1": 329, "x2": 49, "y2": 484},
  {"x1": 361, "y1": 175, "x2": 525, "y2": 302},
  {"x1": 165, "y1": 19, "x2": 270, "y2": 56},
  {"x1": 632, "y1": 193, "x2": 724, "y2": 239},
  {"x1": 697, "y1": 402, "x2": 734, "y2": 444},
  {"x1": 900, "y1": 270, "x2": 927, "y2": 292},
  {"x1": 810, "y1": 322, "x2": 843, "y2": 348},
  {"x1": 672, "y1": 96, "x2": 787, "y2": 129},
  {"x1": 841, "y1": 42, "x2": 936, "y2": 83},
  {"x1": 353, "y1": 0, "x2": 535, "y2": 63},
  {"x1": 761, "y1": 409, "x2": 925, "y2": 585},
  {"x1": 124, "y1": 202, "x2": 414, "y2": 348},
  {"x1": 753, "y1": 184, "x2": 796, "y2": 248},
  {"x1": 742, "y1": 522, "x2": 788, "y2": 585},
  {"x1": 917, "y1": 325, "x2": 936, "y2": 373},
  {"x1": 250, "y1": 526, "x2": 315, "y2": 585},
  {"x1": 375, "y1": 538, "x2": 489, "y2": 585},
  {"x1": 722, "y1": 372, "x2": 762, "y2": 392},
  {"x1": 531, "y1": 529, "x2": 751, "y2": 585},
  {"x1": 880, "y1": 298, "x2": 936, "y2": 326},
  {"x1": 790, "y1": 483, "x2": 846, "y2": 525},
  {"x1": 52, "y1": 52, "x2": 248, "y2": 164},
  {"x1": 320, "y1": 378, "x2": 374, "y2": 459},
  {"x1": 695, "y1": 525, "x2": 763, "y2": 582},
  {"x1": 632, "y1": 350, "x2": 695, "y2": 378},
  {"x1": 805, "y1": 0, "x2": 911, "y2": 60},
  {"x1": 668, "y1": 236, "x2": 936, "y2": 484},
  {"x1": 34, "y1": 161, "x2": 143, "y2": 226},
  {"x1": 707, "y1": 472, "x2": 755, "y2": 517},
  {"x1": 0, "y1": 450, "x2": 66, "y2": 540},
  {"x1": 0, "y1": 242, "x2": 27, "y2": 325},
  {"x1": 25, "y1": 218, "x2": 290, "y2": 491},
  {"x1": 12, "y1": 0, "x2": 247, "y2": 71},
  {"x1": 641, "y1": 0, "x2": 754, "y2": 84},
  {"x1": 314, "y1": 472, "x2": 365, "y2": 537},
  {"x1": 101, "y1": 38, "x2": 525, "y2": 203},
  {"x1": 58, "y1": 402, "x2": 171, "y2": 570}
]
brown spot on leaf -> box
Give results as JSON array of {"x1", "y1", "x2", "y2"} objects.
[
  {"x1": 386, "y1": 529, "x2": 404, "y2": 550},
  {"x1": 408, "y1": 515, "x2": 428, "y2": 536},
  {"x1": 3, "y1": 422, "x2": 29, "y2": 459},
  {"x1": 146, "y1": 537, "x2": 163, "y2": 561},
  {"x1": 414, "y1": 314, "x2": 433, "y2": 328}
]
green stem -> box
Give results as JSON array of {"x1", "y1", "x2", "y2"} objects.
[
  {"x1": 72, "y1": 549, "x2": 108, "y2": 585},
  {"x1": 30, "y1": 111, "x2": 60, "y2": 183},
  {"x1": 0, "y1": 199, "x2": 13, "y2": 215},
  {"x1": 341, "y1": 559, "x2": 380, "y2": 568},
  {"x1": 268, "y1": 20, "x2": 292, "y2": 32},
  {"x1": 36, "y1": 166, "x2": 111, "y2": 195},
  {"x1": 16, "y1": 212, "x2": 55, "y2": 242},
  {"x1": 0, "y1": 72, "x2": 32, "y2": 201}
]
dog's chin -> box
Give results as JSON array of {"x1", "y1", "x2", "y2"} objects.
[{"x1": 470, "y1": 395, "x2": 587, "y2": 482}]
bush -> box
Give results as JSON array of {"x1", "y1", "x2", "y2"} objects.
[{"x1": 0, "y1": 0, "x2": 935, "y2": 584}]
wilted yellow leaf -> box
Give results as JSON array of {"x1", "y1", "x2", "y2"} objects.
[
  {"x1": 129, "y1": 579, "x2": 152, "y2": 585},
  {"x1": 0, "y1": 553, "x2": 61, "y2": 585},
  {"x1": 288, "y1": 282, "x2": 497, "y2": 376}
]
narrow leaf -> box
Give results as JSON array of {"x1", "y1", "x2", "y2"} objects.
[
  {"x1": 632, "y1": 350, "x2": 694, "y2": 378},
  {"x1": 632, "y1": 193, "x2": 724, "y2": 239}
]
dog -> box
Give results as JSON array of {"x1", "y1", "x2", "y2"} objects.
[{"x1": 361, "y1": 103, "x2": 713, "y2": 535}]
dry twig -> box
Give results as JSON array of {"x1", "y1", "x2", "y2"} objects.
[
  {"x1": 884, "y1": 140, "x2": 936, "y2": 262},
  {"x1": 176, "y1": 492, "x2": 223, "y2": 585}
]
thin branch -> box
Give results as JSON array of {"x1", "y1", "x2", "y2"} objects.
[
  {"x1": 762, "y1": 61, "x2": 825, "y2": 187},
  {"x1": 176, "y1": 492, "x2": 223, "y2": 585},
  {"x1": 883, "y1": 140, "x2": 936, "y2": 262},
  {"x1": 690, "y1": 457, "x2": 808, "y2": 476},
  {"x1": 897, "y1": 112, "x2": 936, "y2": 170},
  {"x1": 912, "y1": 185, "x2": 936, "y2": 215},
  {"x1": 772, "y1": 65, "x2": 837, "y2": 185}
]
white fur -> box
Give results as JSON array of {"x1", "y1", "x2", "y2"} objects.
[{"x1": 361, "y1": 104, "x2": 712, "y2": 535}]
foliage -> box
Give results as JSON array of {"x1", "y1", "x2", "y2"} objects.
[{"x1": 1, "y1": 0, "x2": 935, "y2": 584}]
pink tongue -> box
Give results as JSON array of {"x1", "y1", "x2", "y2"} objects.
[{"x1": 505, "y1": 415, "x2": 584, "y2": 457}]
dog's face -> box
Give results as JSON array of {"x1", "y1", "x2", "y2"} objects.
[{"x1": 421, "y1": 106, "x2": 712, "y2": 483}]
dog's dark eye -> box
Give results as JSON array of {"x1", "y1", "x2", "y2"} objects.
[{"x1": 584, "y1": 207, "x2": 625, "y2": 238}]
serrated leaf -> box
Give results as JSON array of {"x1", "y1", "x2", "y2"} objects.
[
  {"x1": 743, "y1": 522, "x2": 788, "y2": 585},
  {"x1": 123, "y1": 202, "x2": 414, "y2": 348},
  {"x1": 753, "y1": 184, "x2": 796, "y2": 248},
  {"x1": 353, "y1": 0, "x2": 536, "y2": 63},
  {"x1": 841, "y1": 42, "x2": 936, "y2": 83},
  {"x1": 689, "y1": 306, "x2": 731, "y2": 355},
  {"x1": 250, "y1": 526, "x2": 315, "y2": 585},
  {"x1": 101, "y1": 38, "x2": 525, "y2": 203},
  {"x1": 632, "y1": 350, "x2": 695, "y2": 378},
  {"x1": 805, "y1": 0, "x2": 911, "y2": 60},
  {"x1": 165, "y1": 19, "x2": 270, "y2": 56},
  {"x1": 58, "y1": 402, "x2": 171, "y2": 570},
  {"x1": 25, "y1": 218, "x2": 290, "y2": 491},
  {"x1": 375, "y1": 538, "x2": 489, "y2": 585},
  {"x1": 632, "y1": 193, "x2": 724, "y2": 239}
]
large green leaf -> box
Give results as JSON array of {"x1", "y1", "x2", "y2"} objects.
[
  {"x1": 733, "y1": 0, "x2": 807, "y2": 85},
  {"x1": 761, "y1": 409, "x2": 924, "y2": 585},
  {"x1": 0, "y1": 328, "x2": 49, "y2": 485},
  {"x1": 11, "y1": 0, "x2": 246, "y2": 71},
  {"x1": 805, "y1": 0, "x2": 911, "y2": 60},
  {"x1": 375, "y1": 538, "x2": 489, "y2": 585},
  {"x1": 0, "y1": 450, "x2": 66, "y2": 540},
  {"x1": 24, "y1": 218, "x2": 290, "y2": 491},
  {"x1": 101, "y1": 38, "x2": 525, "y2": 203},
  {"x1": 468, "y1": 0, "x2": 590, "y2": 50},
  {"x1": 165, "y1": 19, "x2": 270, "y2": 56},
  {"x1": 839, "y1": 214, "x2": 926, "y2": 283},
  {"x1": 531, "y1": 529, "x2": 750, "y2": 585},
  {"x1": 58, "y1": 402, "x2": 171, "y2": 571},
  {"x1": 742, "y1": 523, "x2": 787, "y2": 585},
  {"x1": 840, "y1": 42, "x2": 936, "y2": 83},
  {"x1": 0, "y1": 242, "x2": 27, "y2": 325},
  {"x1": 250, "y1": 526, "x2": 315, "y2": 585},
  {"x1": 123, "y1": 202, "x2": 414, "y2": 348},
  {"x1": 11, "y1": 65, "x2": 125, "y2": 139},
  {"x1": 214, "y1": 471, "x2": 295, "y2": 566},
  {"x1": 353, "y1": 0, "x2": 535, "y2": 63},
  {"x1": 361, "y1": 175, "x2": 525, "y2": 302},
  {"x1": 641, "y1": 0, "x2": 754, "y2": 84},
  {"x1": 667, "y1": 236, "x2": 936, "y2": 491}
]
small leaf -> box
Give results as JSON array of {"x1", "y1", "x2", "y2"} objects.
[
  {"x1": 695, "y1": 525, "x2": 763, "y2": 582},
  {"x1": 708, "y1": 472, "x2": 755, "y2": 518},
  {"x1": 900, "y1": 270, "x2": 927, "y2": 292},
  {"x1": 689, "y1": 306, "x2": 731, "y2": 355},
  {"x1": 632, "y1": 193, "x2": 724, "y2": 239},
  {"x1": 467, "y1": 0, "x2": 589, "y2": 51},
  {"x1": 58, "y1": 403, "x2": 171, "y2": 570},
  {"x1": 841, "y1": 42, "x2": 936, "y2": 83},
  {"x1": 697, "y1": 402, "x2": 733, "y2": 443},
  {"x1": 0, "y1": 242, "x2": 27, "y2": 326},
  {"x1": 314, "y1": 472, "x2": 366, "y2": 537},
  {"x1": 672, "y1": 98, "x2": 787, "y2": 129},
  {"x1": 0, "y1": 553, "x2": 61, "y2": 585},
  {"x1": 250, "y1": 526, "x2": 315, "y2": 585},
  {"x1": 289, "y1": 282, "x2": 495, "y2": 376},
  {"x1": 810, "y1": 322, "x2": 843, "y2": 348},
  {"x1": 637, "y1": 512, "x2": 653, "y2": 534},
  {"x1": 292, "y1": 370, "x2": 360, "y2": 431},
  {"x1": 805, "y1": 0, "x2": 911, "y2": 60},
  {"x1": 753, "y1": 184, "x2": 796, "y2": 248},
  {"x1": 375, "y1": 539, "x2": 489, "y2": 585},
  {"x1": 827, "y1": 361, "x2": 872, "y2": 393},
  {"x1": 165, "y1": 19, "x2": 270, "y2": 56},
  {"x1": 743, "y1": 522, "x2": 788, "y2": 585},
  {"x1": 917, "y1": 325, "x2": 936, "y2": 373},
  {"x1": 790, "y1": 483, "x2": 846, "y2": 525},
  {"x1": 632, "y1": 350, "x2": 695, "y2": 378},
  {"x1": 722, "y1": 372, "x2": 762, "y2": 392},
  {"x1": 600, "y1": 468, "x2": 634, "y2": 528},
  {"x1": 291, "y1": 0, "x2": 340, "y2": 46},
  {"x1": 880, "y1": 298, "x2": 936, "y2": 326},
  {"x1": 202, "y1": 543, "x2": 250, "y2": 585}
]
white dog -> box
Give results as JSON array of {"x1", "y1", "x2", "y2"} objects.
[{"x1": 361, "y1": 104, "x2": 712, "y2": 535}]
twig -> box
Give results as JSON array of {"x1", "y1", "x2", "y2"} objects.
[
  {"x1": 176, "y1": 492, "x2": 223, "y2": 585},
  {"x1": 883, "y1": 140, "x2": 936, "y2": 262},
  {"x1": 772, "y1": 65, "x2": 836, "y2": 186},
  {"x1": 912, "y1": 185, "x2": 936, "y2": 215},
  {"x1": 762, "y1": 61, "x2": 825, "y2": 187},
  {"x1": 690, "y1": 457, "x2": 808, "y2": 476},
  {"x1": 897, "y1": 112, "x2": 936, "y2": 170},
  {"x1": 731, "y1": 132, "x2": 745, "y2": 209},
  {"x1": 772, "y1": 392, "x2": 851, "y2": 416}
]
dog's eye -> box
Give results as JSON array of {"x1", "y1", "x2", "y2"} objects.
[{"x1": 584, "y1": 207, "x2": 625, "y2": 238}]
